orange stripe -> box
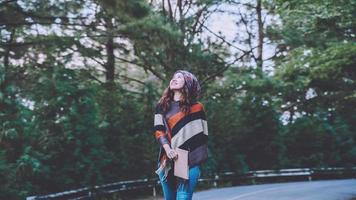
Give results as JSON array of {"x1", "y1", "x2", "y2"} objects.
[
  {"x1": 154, "y1": 130, "x2": 165, "y2": 139},
  {"x1": 167, "y1": 103, "x2": 203, "y2": 130}
]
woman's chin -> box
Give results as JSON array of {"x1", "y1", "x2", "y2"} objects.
[{"x1": 170, "y1": 86, "x2": 180, "y2": 90}]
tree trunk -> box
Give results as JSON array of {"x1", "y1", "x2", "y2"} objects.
[
  {"x1": 256, "y1": 0, "x2": 263, "y2": 70},
  {"x1": 2, "y1": 28, "x2": 15, "y2": 92},
  {"x1": 105, "y1": 18, "x2": 115, "y2": 83}
]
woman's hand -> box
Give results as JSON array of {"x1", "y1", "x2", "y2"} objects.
[{"x1": 163, "y1": 144, "x2": 178, "y2": 160}]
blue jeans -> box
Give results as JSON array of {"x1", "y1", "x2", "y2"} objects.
[{"x1": 157, "y1": 162, "x2": 201, "y2": 200}]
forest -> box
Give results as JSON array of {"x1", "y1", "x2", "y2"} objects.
[{"x1": 0, "y1": 0, "x2": 355, "y2": 199}]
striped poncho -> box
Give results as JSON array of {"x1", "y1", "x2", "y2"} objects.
[{"x1": 153, "y1": 101, "x2": 208, "y2": 180}]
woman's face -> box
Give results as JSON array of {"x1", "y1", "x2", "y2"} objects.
[{"x1": 170, "y1": 72, "x2": 185, "y2": 90}]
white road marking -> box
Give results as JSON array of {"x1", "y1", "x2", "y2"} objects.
[{"x1": 225, "y1": 186, "x2": 283, "y2": 200}]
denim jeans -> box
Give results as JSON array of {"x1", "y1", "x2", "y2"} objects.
[{"x1": 157, "y1": 162, "x2": 201, "y2": 200}]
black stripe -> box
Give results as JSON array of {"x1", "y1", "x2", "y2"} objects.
[
  {"x1": 153, "y1": 125, "x2": 165, "y2": 132},
  {"x1": 171, "y1": 110, "x2": 206, "y2": 137},
  {"x1": 155, "y1": 104, "x2": 163, "y2": 114},
  {"x1": 178, "y1": 132, "x2": 208, "y2": 152}
]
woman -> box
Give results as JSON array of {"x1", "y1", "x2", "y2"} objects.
[{"x1": 153, "y1": 70, "x2": 209, "y2": 200}]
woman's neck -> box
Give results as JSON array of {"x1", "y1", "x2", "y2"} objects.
[{"x1": 173, "y1": 91, "x2": 182, "y2": 102}]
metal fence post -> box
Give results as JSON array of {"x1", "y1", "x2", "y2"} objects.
[
  {"x1": 153, "y1": 185, "x2": 156, "y2": 197},
  {"x1": 308, "y1": 169, "x2": 313, "y2": 181},
  {"x1": 214, "y1": 174, "x2": 219, "y2": 187}
]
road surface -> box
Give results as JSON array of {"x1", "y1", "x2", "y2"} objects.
[{"x1": 193, "y1": 179, "x2": 356, "y2": 200}]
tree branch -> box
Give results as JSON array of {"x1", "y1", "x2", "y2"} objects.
[
  {"x1": 0, "y1": 0, "x2": 16, "y2": 7},
  {"x1": 198, "y1": 21, "x2": 248, "y2": 53},
  {"x1": 0, "y1": 21, "x2": 95, "y2": 28},
  {"x1": 200, "y1": 48, "x2": 255, "y2": 86},
  {"x1": 238, "y1": 9, "x2": 257, "y2": 61},
  {"x1": 118, "y1": 74, "x2": 146, "y2": 85},
  {"x1": 115, "y1": 53, "x2": 165, "y2": 81},
  {"x1": 167, "y1": 0, "x2": 174, "y2": 21}
]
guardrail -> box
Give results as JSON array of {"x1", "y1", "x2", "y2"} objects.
[
  {"x1": 26, "y1": 178, "x2": 159, "y2": 200},
  {"x1": 26, "y1": 167, "x2": 356, "y2": 200}
]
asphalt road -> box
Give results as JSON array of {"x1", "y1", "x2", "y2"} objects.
[{"x1": 193, "y1": 179, "x2": 356, "y2": 200}]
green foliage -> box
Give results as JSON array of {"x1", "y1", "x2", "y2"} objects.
[
  {"x1": 0, "y1": 0, "x2": 355, "y2": 198},
  {"x1": 17, "y1": 68, "x2": 110, "y2": 195},
  {"x1": 272, "y1": 0, "x2": 356, "y2": 168},
  {"x1": 281, "y1": 115, "x2": 356, "y2": 167},
  {"x1": 0, "y1": 149, "x2": 17, "y2": 199},
  {"x1": 93, "y1": 83, "x2": 158, "y2": 180},
  {"x1": 205, "y1": 69, "x2": 283, "y2": 172},
  {"x1": 98, "y1": 0, "x2": 150, "y2": 20},
  {"x1": 274, "y1": 0, "x2": 356, "y2": 48}
]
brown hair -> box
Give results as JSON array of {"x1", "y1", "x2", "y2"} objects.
[
  {"x1": 157, "y1": 70, "x2": 201, "y2": 116},
  {"x1": 157, "y1": 85, "x2": 190, "y2": 116}
]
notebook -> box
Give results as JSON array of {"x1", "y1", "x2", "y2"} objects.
[{"x1": 174, "y1": 148, "x2": 189, "y2": 179}]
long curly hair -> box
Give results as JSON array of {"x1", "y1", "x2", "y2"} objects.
[{"x1": 157, "y1": 70, "x2": 201, "y2": 116}]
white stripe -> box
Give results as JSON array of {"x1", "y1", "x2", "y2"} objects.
[
  {"x1": 154, "y1": 114, "x2": 164, "y2": 126},
  {"x1": 202, "y1": 120, "x2": 208, "y2": 135},
  {"x1": 226, "y1": 187, "x2": 282, "y2": 200},
  {"x1": 171, "y1": 119, "x2": 208, "y2": 148}
]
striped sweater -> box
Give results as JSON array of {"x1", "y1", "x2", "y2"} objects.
[{"x1": 153, "y1": 101, "x2": 208, "y2": 179}]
